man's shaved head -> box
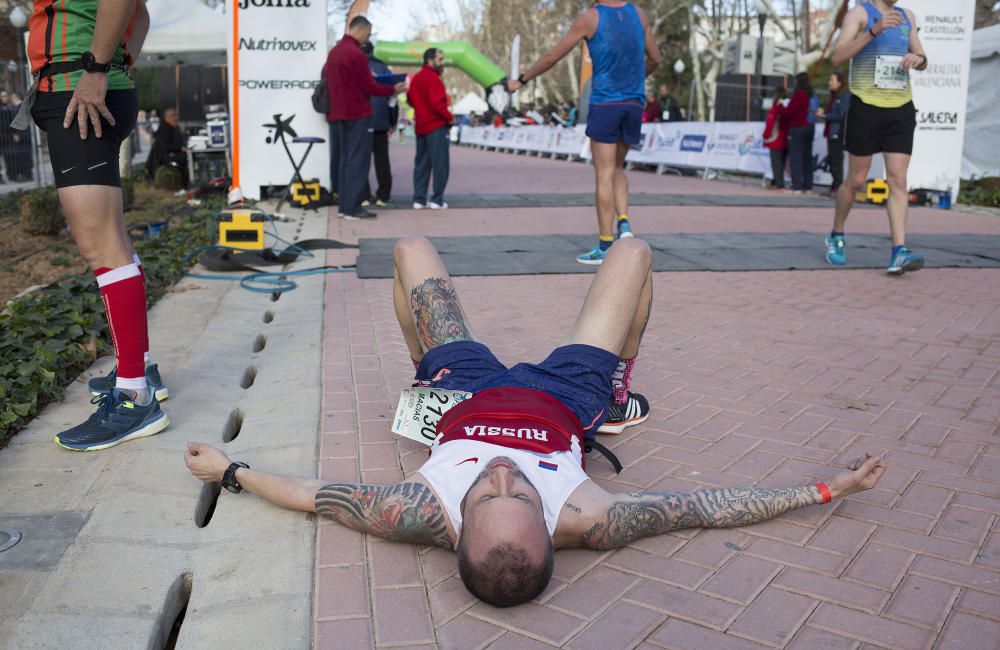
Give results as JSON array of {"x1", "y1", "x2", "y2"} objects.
[{"x1": 456, "y1": 457, "x2": 554, "y2": 607}]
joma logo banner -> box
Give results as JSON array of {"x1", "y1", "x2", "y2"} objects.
[
  {"x1": 463, "y1": 425, "x2": 549, "y2": 442},
  {"x1": 238, "y1": 0, "x2": 311, "y2": 8}
]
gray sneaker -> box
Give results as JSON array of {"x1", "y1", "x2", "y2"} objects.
[{"x1": 89, "y1": 364, "x2": 169, "y2": 401}]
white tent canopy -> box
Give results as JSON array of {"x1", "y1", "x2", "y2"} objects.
[
  {"x1": 138, "y1": 0, "x2": 227, "y2": 67},
  {"x1": 963, "y1": 25, "x2": 1000, "y2": 180},
  {"x1": 452, "y1": 92, "x2": 489, "y2": 115}
]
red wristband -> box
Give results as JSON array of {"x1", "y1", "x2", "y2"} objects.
[{"x1": 816, "y1": 482, "x2": 832, "y2": 504}]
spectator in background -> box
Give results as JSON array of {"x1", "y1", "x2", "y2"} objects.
[
  {"x1": 7, "y1": 93, "x2": 33, "y2": 182},
  {"x1": 144, "y1": 107, "x2": 187, "y2": 185},
  {"x1": 325, "y1": 15, "x2": 405, "y2": 220},
  {"x1": 642, "y1": 90, "x2": 659, "y2": 123},
  {"x1": 763, "y1": 86, "x2": 790, "y2": 190},
  {"x1": 0, "y1": 89, "x2": 11, "y2": 183},
  {"x1": 786, "y1": 72, "x2": 815, "y2": 193},
  {"x1": 408, "y1": 47, "x2": 454, "y2": 210},
  {"x1": 805, "y1": 81, "x2": 821, "y2": 193},
  {"x1": 821, "y1": 71, "x2": 850, "y2": 197},
  {"x1": 361, "y1": 41, "x2": 399, "y2": 208},
  {"x1": 566, "y1": 102, "x2": 578, "y2": 127},
  {"x1": 658, "y1": 84, "x2": 683, "y2": 122}
]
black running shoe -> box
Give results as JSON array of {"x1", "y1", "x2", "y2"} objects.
[
  {"x1": 89, "y1": 365, "x2": 169, "y2": 401},
  {"x1": 55, "y1": 389, "x2": 169, "y2": 451},
  {"x1": 598, "y1": 392, "x2": 649, "y2": 434}
]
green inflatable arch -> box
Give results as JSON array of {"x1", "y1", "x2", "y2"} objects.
[{"x1": 373, "y1": 40, "x2": 510, "y2": 112}]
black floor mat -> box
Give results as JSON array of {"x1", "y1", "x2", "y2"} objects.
[{"x1": 356, "y1": 233, "x2": 1000, "y2": 278}]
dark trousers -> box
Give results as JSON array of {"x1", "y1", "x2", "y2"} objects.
[
  {"x1": 769, "y1": 148, "x2": 787, "y2": 188},
  {"x1": 788, "y1": 125, "x2": 814, "y2": 191},
  {"x1": 336, "y1": 116, "x2": 374, "y2": 215},
  {"x1": 328, "y1": 121, "x2": 340, "y2": 195},
  {"x1": 364, "y1": 131, "x2": 392, "y2": 202},
  {"x1": 827, "y1": 138, "x2": 844, "y2": 191},
  {"x1": 413, "y1": 126, "x2": 450, "y2": 205}
]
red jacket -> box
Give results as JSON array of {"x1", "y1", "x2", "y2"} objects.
[
  {"x1": 786, "y1": 89, "x2": 811, "y2": 129},
  {"x1": 407, "y1": 65, "x2": 453, "y2": 136},
  {"x1": 325, "y1": 35, "x2": 395, "y2": 122},
  {"x1": 764, "y1": 101, "x2": 789, "y2": 151}
]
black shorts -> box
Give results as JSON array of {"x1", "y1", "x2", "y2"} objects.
[
  {"x1": 843, "y1": 95, "x2": 916, "y2": 157},
  {"x1": 31, "y1": 89, "x2": 138, "y2": 188}
]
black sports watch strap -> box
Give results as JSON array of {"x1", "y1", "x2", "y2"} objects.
[
  {"x1": 517, "y1": 74, "x2": 527, "y2": 85},
  {"x1": 222, "y1": 462, "x2": 250, "y2": 494},
  {"x1": 81, "y1": 51, "x2": 111, "y2": 74}
]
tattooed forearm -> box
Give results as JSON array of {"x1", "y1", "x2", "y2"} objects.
[
  {"x1": 315, "y1": 482, "x2": 451, "y2": 548},
  {"x1": 583, "y1": 485, "x2": 821, "y2": 549},
  {"x1": 410, "y1": 277, "x2": 472, "y2": 350},
  {"x1": 564, "y1": 502, "x2": 582, "y2": 514}
]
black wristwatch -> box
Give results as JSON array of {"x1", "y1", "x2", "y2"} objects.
[
  {"x1": 518, "y1": 74, "x2": 527, "y2": 85},
  {"x1": 222, "y1": 462, "x2": 250, "y2": 494},
  {"x1": 81, "y1": 51, "x2": 111, "y2": 74}
]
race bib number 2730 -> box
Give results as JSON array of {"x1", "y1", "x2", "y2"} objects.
[{"x1": 392, "y1": 387, "x2": 472, "y2": 446}]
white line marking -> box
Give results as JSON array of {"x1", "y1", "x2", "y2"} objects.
[
  {"x1": 87, "y1": 161, "x2": 108, "y2": 171},
  {"x1": 60, "y1": 167, "x2": 75, "y2": 174}
]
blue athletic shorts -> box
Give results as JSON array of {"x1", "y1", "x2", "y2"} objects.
[
  {"x1": 416, "y1": 341, "x2": 620, "y2": 432},
  {"x1": 586, "y1": 102, "x2": 644, "y2": 146}
]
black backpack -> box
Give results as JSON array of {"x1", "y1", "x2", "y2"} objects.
[{"x1": 312, "y1": 73, "x2": 329, "y2": 114}]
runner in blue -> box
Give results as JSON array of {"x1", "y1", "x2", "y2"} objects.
[
  {"x1": 509, "y1": 1, "x2": 660, "y2": 266},
  {"x1": 827, "y1": 0, "x2": 928, "y2": 275}
]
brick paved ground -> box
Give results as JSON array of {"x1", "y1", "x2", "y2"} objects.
[{"x1": 314, "y1": 144, "x2": 999, "y2": 649}]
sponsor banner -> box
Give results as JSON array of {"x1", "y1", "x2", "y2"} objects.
[
  {"x1": 228, "y1": 0, "x2": 329, "y2": 200},
  {"x1": 463, "y1": 123, "x2": 833, "y2": 185},
  {"x1": 905, "y1": 0, "x2": 975, "y2": 200}
]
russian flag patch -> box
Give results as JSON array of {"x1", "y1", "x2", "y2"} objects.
[{"x1": 538, "y1": 460, "x2": 558, "y2": 472}]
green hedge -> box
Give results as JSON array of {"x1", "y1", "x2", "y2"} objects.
[
  {"x1": 0, "y1": 193, "x2": 226, "y2": 442},
  {"x1": 959, "y1": 177, "x2": 1000, "y2": 209}
]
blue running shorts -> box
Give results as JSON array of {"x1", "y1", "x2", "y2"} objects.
[
  {"x1": 416, "y1": 341, "x2": 620, "y2": 432},
  {"x1": 586, "y1": 102, "x2": 644, "y2": 146}
]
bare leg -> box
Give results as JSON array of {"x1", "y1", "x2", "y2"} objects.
[
  {"x1": 392, "y1": 237, "x2": 474, "y2": 361},
  {"x1": 562, "y1": 238, "x2": 652, "y2": 358},
  {"x1": 613, "y1": 141, "x2": 630, "y2": 218},
  {"x1": 59, "y1": 186, "x2": 132, "y2": 270},
  {"x1": 591, "y1": 140, "x2": 618, "y2": 240},
  {"x1": 883, "y1": 152, "x2": 911, "y2": 247},
  {"x1": 832, "y1": 154, "x2": 872, "y2": 233}
]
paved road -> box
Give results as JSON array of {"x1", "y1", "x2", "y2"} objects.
[{"x1": 315, "y1": 142, "x2": 1000, "y2": 648}]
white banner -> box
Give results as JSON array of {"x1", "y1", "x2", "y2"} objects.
[
  {"x1": 461, "y1": 123, "x2": 834, "y2": 185},
  {"x1": 905, "y1": 0, "x2": 975, "y2": 200},
  {"x1": 227, "y1": 1, "x2": 329, "y2": 200}
]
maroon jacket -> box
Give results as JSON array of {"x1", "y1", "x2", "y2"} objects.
[
  {"x1": 407, "y1": 65, "x2": 453, "y2": 136},
  {"x1": 325, "y1": 35, "x2": 395, "y2": 122},
  {"x1": 786, "y1": 89, "x2": 811, "y2": 129}
]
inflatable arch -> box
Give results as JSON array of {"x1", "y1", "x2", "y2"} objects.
[{"x1": 373, "y1": 41, "x2": 510, "y2": 113}]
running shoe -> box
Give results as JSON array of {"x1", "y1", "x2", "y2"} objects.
[
  {"x1": 825, "y1": 235, "x2": 846, "y2": 266},
  {"x1": 428, "y1": 201, "x2": 449, "y2": 210},
  {"x1": 413, "y1": 202, "x2": 427, "y2": 210},
  {"x1": 576, "y1": 246, "x2": 607, "y2": 265},
  {"x1": 616, "y1": 219, "x2": 634, "y2": 240},
  {"x1": 343, "y1": 210, "x2": 377, "y2": 220},
  {"x1": 375, "y1": 199, "x2": 391, "y2": 208},
  {"x1": 361, "y1": 200, "x2": 371, "y2": 208},
  {"x1": 887, "y1": 247, "x2": 925, "y2": 275},
  {"x1": 55, "y1": 389, "x2": 169, "y2": 451},
  {"x1": 598, "y1": 392, "x2": 650, "y2": 434},
  {"x1": 89, "y1": 364, "x2": 169, "y2": 401}
]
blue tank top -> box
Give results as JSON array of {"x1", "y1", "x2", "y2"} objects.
[
  {"x1": 849, "y1": 2, "x2": 914, "y2": 108},
  {"x1": 587, "y1": 3, "x2": 646, "y2": 105}
]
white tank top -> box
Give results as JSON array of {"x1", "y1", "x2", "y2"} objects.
[{"x1": 416, "y1": 438, "x2": 590, "y2": 539}]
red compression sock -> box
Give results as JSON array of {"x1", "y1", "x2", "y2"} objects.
[{"x1": 95, "y1": 263, "x2": 147, "y2": 390}]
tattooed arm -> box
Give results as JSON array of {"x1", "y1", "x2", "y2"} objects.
[
  {"x1": 315, "y1": 480, "x2": 454, "y2": 548},
  {"x1": 184, "y1": 443, "x2": 454, "y2": 548},
  {"x1": 555, "y1": 454, "x2": 886, "y2": 550}
]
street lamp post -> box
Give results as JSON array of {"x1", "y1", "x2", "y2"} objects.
[
  {"x1": 754, "y1": 1, "x2": 769, "y2": 121},
  {"x1": 9, "y1": 5, "x2": 28, "y2": 96}
]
